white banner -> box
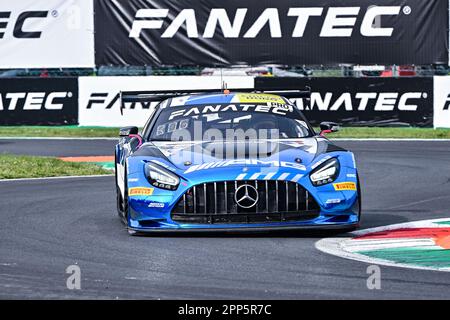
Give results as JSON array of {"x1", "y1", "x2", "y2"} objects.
[
  {"x1": 433, "y1": 76, "x2": 450, "y2": 128},
  {"x1": 0, "y1": 0, "x2": 94, "y2": 68},
  {"x1": 78, "y1": 76, "x2": 255, "y2": 127}
]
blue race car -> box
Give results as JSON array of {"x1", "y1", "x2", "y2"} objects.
[{"x1": 115, "y1": 89, "x2": 361, "y2": 234}]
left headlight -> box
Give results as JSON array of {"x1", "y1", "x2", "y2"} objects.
[
  {"x1": 310, "y1": 158, "x2": 340, "y2": 186},
  {"x1": 144, "y1": 162, "x2": 180, "y2": 190}
]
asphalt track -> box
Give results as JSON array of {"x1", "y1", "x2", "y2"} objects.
[{"x1": 1, "y1": 138, "x2": 450, "y2": 299}]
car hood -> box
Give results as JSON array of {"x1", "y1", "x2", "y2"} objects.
[{"x1": 146, "y1": 138, "x2": 321, "y2": 172}]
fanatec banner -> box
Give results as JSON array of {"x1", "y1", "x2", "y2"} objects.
[
  {"x1": 94, "y1": 0, "x2": 448, "y2": 66},
  {"x1": 0, "y1": 78, "x2": 78, "y2": 125},
  {"x1": 256, "y1": 77, "x2": 434, "y2": 127},
  {"x1": 0, "y1": 0, "x2": 94, "y2": 68}
]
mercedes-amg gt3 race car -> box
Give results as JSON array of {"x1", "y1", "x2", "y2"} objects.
[{"x1": 115, "y1": 89, "x2": 361, "y2": 234}]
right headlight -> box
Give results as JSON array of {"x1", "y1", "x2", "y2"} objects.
[
  {"x1": 310, "y1": 158, "x2": 340, "y2": 186},
  {"x1": 144, "y1": 162, "x2": 180, "y2": 191}
]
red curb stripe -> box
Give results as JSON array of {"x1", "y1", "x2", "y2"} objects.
[{"x1": 354, "y1": 227, "x2": 450, "y2": 249}]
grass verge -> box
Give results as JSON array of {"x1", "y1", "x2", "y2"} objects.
[
  {"x1": 0, "y1": 126, "x2": 119, "y2": 138},
  {"x1": 0, "y1": 154, "x2": 111, "y2": 179},
  {"x1": 330, "y1": 127, "x2": 450, "y2": 139},
  {"x1": 0, "y1": 126, "x2": 450, "y2": 139}
]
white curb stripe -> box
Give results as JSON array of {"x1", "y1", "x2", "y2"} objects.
[{"x1": 315, "y1": 218, "x2": 450, "y2": 273}]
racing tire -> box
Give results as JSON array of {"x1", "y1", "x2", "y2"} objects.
[
  {"x1": 356, "y1": 173, "x2": 362, "y2": 221},
  {"x1": 116, "y1": 162, "x2": 129, "y2": 226}
]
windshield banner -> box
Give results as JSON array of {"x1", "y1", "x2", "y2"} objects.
[
  {"x1": 94, "y1": 0, "x2": 448, "y2": 66},
  {"x1": 78, "y1": 76, "x2": 254, "y2": 127}
]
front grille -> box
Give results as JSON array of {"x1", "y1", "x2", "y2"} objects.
[{"x1": 171, "y1": 180, "x2": 320, "y2": 224}]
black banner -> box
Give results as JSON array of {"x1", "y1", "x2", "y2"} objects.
[
  {"x1": 256, "y1": 77, "x2": 433, "y2": 127},
  {"x1": 0, "y1": 78, "x2": 78, "y2": 125},
  {"x1": 94, "y1": 0, "x2": 448, "y2": 67}
]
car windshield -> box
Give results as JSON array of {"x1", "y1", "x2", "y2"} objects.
[{"x1": 148, "y1": 103, "x2": 313, "y2": 141}]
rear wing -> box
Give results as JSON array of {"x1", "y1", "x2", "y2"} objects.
[{"x1": 119, "y1": 87, "x2": 311, "y2": 115}]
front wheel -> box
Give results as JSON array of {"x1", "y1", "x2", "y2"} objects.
[
  {"x1": 116, "y1": 164, "x2": 129, "y2": 225},
  {"x1": 356, "y1": 173, "x2": 362, "y2": 221}
]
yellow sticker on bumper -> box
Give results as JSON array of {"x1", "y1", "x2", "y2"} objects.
[
  {"x1": 237, "y1": 93, "x2": 285, "y2": 104},
  {"x1": 129, "y1": 187, "x2": 154, "y2": 196},
  {"x1": 333, "y1": 182, "x2": 357, "y2": 191}
]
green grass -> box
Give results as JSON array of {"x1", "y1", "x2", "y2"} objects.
[
  {"x1": 0, "y1": 154, "x2": 111, "y2": 179},
  {"x1": 328, "y1": 127, "x2": 450, "y2": 139},
  {"x1": 0, "y1": 126, "x2": 119, "y2": 138},
  {"x1": 0, "y1": 126, "x2": 450, "y2": 139}
]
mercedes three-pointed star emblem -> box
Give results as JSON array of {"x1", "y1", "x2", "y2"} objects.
[{"x1": 234, "y1": 184, "x2": 259, "y2": 209}]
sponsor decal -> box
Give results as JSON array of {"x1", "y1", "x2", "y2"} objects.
[
  {"x1": 0, "y1": 10, "x2": 48, "y2": 39},
  {"x1": 236, "y1": 93, "x2": 285, "y2": 104},
  {"x1": 256, "y1": 77, "x2": 433, "y2": 127},
  {"x1": 316, "y1": 218, "x2": 450, "y2": 272},
  {"x1": 325, "y1": 199, "x2": 342, "y2": 204},
  {"x1": 443, "y1": 93, "x2": 450, "y2": 111},
  {"x1": 184, "y1": 160, "x2": 306, "y2": 174},
  {"x1": 78, "y1": 76, "x2": 253, "y2": 127},
  {"x1": 0, "y1": 78, "x2": 78, "y2": 125},
  {"x1": 293, "y1": 92, "x2": 428, "y2": 112},
  {"x1": 0, "y1": 0, "x2": 94, "y2": 68},
  {"x1": 129, "y1": 187, "x2": 154, "y2": 196},
  {"x1": 333, "y1": 182, "x2": 357, "y2": 191},
  {"x1": 148, "y1": 202, "x2": 165, "y2": 208},
  {"x1": 129, "y1": 6, "x2": 407, "y2": 39},
  {"x1": 168, "y1": 103, "x2": 293, "y2": 121},
  {"x1": 0, "y1": 91, "x2": 73, "y2": 111},
  {"x1": 433, "y1": 77, "x2": 450, "y2": 128},
  {"x1": 95, "y1": 0, "x2": 446, "y2": 67},
  {"x1": 86, "y1": 92, "x2": 154, "y2": 110}
]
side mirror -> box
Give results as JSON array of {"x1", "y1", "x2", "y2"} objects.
[
  {"x1": 319, "y1": 122, "x2": 340, "y2": 136},
  {"x1": 119, "y1": 126, "x2": 139, "y2": 137}
]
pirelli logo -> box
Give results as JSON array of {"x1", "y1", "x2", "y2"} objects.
[
  {"x1": 333, "y1": 182, "x2": 357, "y2": 191},
  {"x1": 129, "y1": 187, "x2": 154, "y2": 196}
]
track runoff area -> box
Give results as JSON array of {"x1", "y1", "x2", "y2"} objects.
[{"x1": 1, "y1": 138, "x2": 450, "y2": 303}]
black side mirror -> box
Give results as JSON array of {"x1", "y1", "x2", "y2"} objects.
[
  {"x1": 319, "y1": 122, "x2": 340, "y2": 135},
  {"x1": 119, "y1": 126, "x2": 139, "y2": 137}
]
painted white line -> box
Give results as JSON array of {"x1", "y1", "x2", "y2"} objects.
[
  {"x1": 0, "y1": 174, "x2": 113, "y2": 182},
  {"x1": 332, "y1": 138, "x2": 450, "y2": 142},
  {"x1": 0, "y1": 137, "x2": 117, "y2": 141},
  {"x1": 0, "y1": 137, "x2": 450, "y2": 142}
]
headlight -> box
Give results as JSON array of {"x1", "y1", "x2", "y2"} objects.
[
  {"x1": 310, "y1": 158, "x2": 340, "y2": 186},
  {"x1": 144, "y1": 162, "x2": 180, "y2": 190}
]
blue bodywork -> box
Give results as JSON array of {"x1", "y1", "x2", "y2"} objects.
[{"x1": 115, "y1": 93, "x2": 360, "y2": 233}]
